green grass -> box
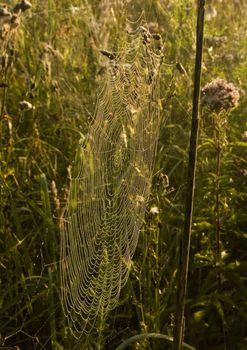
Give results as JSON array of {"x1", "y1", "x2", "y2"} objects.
[{"x1": 1, "y1": 1, "x2": 247, "y2": 349}]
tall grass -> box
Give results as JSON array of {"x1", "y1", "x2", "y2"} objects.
[{"x1": 1, "y1": 1, "x2": 247, "y2": 349}]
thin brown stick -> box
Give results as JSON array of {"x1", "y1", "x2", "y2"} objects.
[{"x1": 173, "y1": 1, "x2": 205, "y2": 349}]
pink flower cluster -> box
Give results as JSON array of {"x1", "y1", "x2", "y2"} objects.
[{"x1": 201, "y1": 78, "x2": 240, "y2": 112}]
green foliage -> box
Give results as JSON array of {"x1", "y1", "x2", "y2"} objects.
[{"x1": 0, "y1": 0, "x2": 246, "y2": 349}]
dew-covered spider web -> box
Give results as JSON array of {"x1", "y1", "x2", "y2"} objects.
[{"x1": 60, "y1": 20, "x2": 163, "y2": 336}]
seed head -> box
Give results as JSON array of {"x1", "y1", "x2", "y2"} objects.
[
  {"x1": 10, "y1": 14, "x2": 20, "y2": 28},
  {"x1": 152, "y1": 33, "x2": 161, "y2": 41},
  {"x1": 0, "y1": 6, "x2": 12, "y2": 24},
  {"x1": 201, "y1": 78, "x2": 240, "y2": 112},
  {"x1": 100, "y1": 50, "x2": 116, "y2": 60},
  {"x1": 0, "y1": 6, "x2": 11, "y2": 17},
  {"x1": 0, "y1": 53, "x2": 8, "y2": 68},
  {"x1": 13, "y1": 0, "x2": 32, "y2": 13}
]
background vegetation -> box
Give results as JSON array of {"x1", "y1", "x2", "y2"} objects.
[{"x1": 1, "y1": 0, "x2": 246, "y2": 349}]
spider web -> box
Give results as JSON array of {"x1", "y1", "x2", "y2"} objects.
[{"x1": 60, "y1": 20, "x2": 163, "y2": 336}]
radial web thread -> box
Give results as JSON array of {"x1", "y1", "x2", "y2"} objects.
[{"x1": 60, "y1": 22, "x2": 163, "y2": 335}]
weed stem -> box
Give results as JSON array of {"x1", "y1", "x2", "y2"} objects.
[{"x1": 173, "y1": 1, "x2": 205, "y2": 349}]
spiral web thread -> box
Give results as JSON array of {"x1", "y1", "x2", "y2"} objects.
[{"x1": 60, "y1": 21, "x2": 163, "y2": 336}]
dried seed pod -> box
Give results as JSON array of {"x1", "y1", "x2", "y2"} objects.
[
  {"x1": 152, "y1": 33, "x2": 161, "y2": 41},
  {"x1": 145, "y1": 22, "x2": 160, "y2": 34},
  {"x1": 10, "y1": 14, "x2": 20, "y2": 28},
  {"x1": 0, "y1": 82, "x2": 9, "y2": 88},
  {"x1": 19, "y1": 100, "x2": 33, "y2": 110},
  {"x1": 161, "y1": 173, "x2": 169, "y2": 188},
  {"x1": 43, "y1": 43, "x2": 63, "y2": 59},
  {"x1": 100, "y1": 50, "x2": 116, "y2": 60},
  {"x1": 140, "y1": 26, "x2": 148, "y2": 33},
  {"x1": 13, "y1": 0, "x2": 32, "y2": 13},
  {"x1": 176, "y1": 62, "x2": 188, "y2": 76},
  {"x1": 205, "y1": 4, "x2": 217, "y2": 21},
  {"x1": 0, "y1": 6, "x2": 12, "y2": 17},
  {"x1": 0, "y1": 54, "x2": 8, "y2": 69},
  {"x1": 0, "y1": 24, "x2": 9, "y2": 40},
  {"x1": 51, "y1": 180, "x2": 60, "y2": 212},
  {"x1": 143, "y1": 32, "x2": 151, "y2": 45},
  {"x1": 0, "y1": 6, "x2": 12, "y2": 24},
  {"x1": 79, "y1": 134, "x2": 88, "y2": 148},
  {"x1": 51, "y1": 79, "x2": 59, "y2": 92}
]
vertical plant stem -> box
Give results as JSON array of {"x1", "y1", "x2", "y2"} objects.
[
  {"x1": 0, "y1": 84, "x2": 7, "y2": 121},
  {"x1": 40, "y1": 173, "x2": 57, "y2": 347},
  {"x1": 48, "y1": 266, "x2": 57, "y2": 348},
  {"x1": 0, "y1": 64, "x2": 9, "y2": 237},
  {"x1": 0, "y1": 64, "x2": 8, "y2": 120},
  {"x1": 173, "y1": 1, "x2": 205, "y2": 350},
  {"x1": 214, "y1": 122, "x2": 227, "y2": 350},
  {"x1": 40, "y1": 173, "x2": 56, "y2": 265},
  {"x1": 215, "y1": 126, "x2": 222, "y2": 290}
]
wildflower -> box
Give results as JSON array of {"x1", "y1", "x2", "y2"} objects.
[{"x1": 201, "y1": 78, "x2": 240, "y2": 112}]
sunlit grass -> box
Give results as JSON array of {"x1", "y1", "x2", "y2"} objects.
[{"x1": 1, "y1": 0, "x2": 247, "y2": 349}]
